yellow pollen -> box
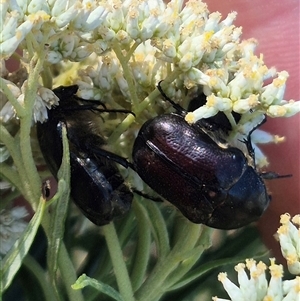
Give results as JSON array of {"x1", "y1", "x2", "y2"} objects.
[
  {"x1": 254, "y1": 270, "x2": 265, "y2": 278},
  {"x1": 273, "y1": 77, "x2": 286, "y2": 87},
  {"x1": 269, "y1": 258, "x2": 276, "y2": 266},
  {"x1": 248, "y1": 94, "x2": 259, "y2": 107},
  {"x1": 277, "y1": 224, "x2": 288, "y2": 235},
  {"x1": 280, "y1": 213, "x2": 291, "y2": 225},
  {"x1": 85, "y1": 1, "x2": 92, "y2": 9},
  {"x1": 246, "y1": 258, "x2": 256, "y2": 270},
  {"x1": 235, "y1": 263, "x2": 245, "y2": 272},
  {"x1": 129, "y1": 10, "x2": 138, "y2": 19},
  {"x1": 184, "y1": 21, "x2": 196, "y2": 35},
  {"x1": 112, "y1": 0, "x2": 122, "y2": 9},
  {"x1": 163, "y1": 39, "x2": 173, "y2": 49},
  {"x1": 258, "y1": 65, "x2": 268, "y2": 75},
  {"x1": 185, "y1": 0, "x2": 208, "y2": 14},
  {"x1": 209, "y1": 77, "x2": 218, "y2": 87},
  {"x1": 273, "y1": 106, "x2": 287, "y2": 117},
  {"x1": 292, "y1": 214, "x2": 300, "y2": 225},
  {"x1": 263, "y1": 296, "x2": 273, "y2": 301},
  {"x1": 27, "y1": 14, "x2": 36, "y2": 22},
  {"x1": 257, "y1": 261, "x2": 267, "y2": 272},
  {"x1": 273, "y1": 135, "x2": 285, "y2": 143},
  {"x1": 185, "y1": 112, "x2": 195, "y2": 124},
  {"x1": 286, "y1": 254, "x2": 297, "y2": 265},
  {"x1": 269, "y1": 262, "x2": 283, "y2": 278},
  {"x1": 206, "y1": 95, "x2": 216, "y2": 107},
  {"x1": 184, "y1": 80, "x2": 195, "y2": 90},
  {"x1": 216, "y1": 69, "x2": 225, "y2": 77},
  {"x1": 217, "y1": 272, "x2": 227, "y2": 282},
  {"x1": 151, "y1": 8, "x2": 159, "y2": 17},
  {"x1": 204, "y1": 30, "x2": 214, "y2": 41},
  {"x1": 135, "y1": 53, "x2": 145, "y2": 62},
  {"x1": 15, "y1": 30, "x2": 22, "y2": 40},
  {"x1": 41, "y1": 13, "x2": 50, "y2": 22},
  {"x1": 117, "y1": 31, "x2": 128, "y2": 40},
  {"x1": 206, "y1": 69, "x2": 216, "y2": 76},
  {"x1": 295, "y1": 277, "x2": 300, "y2": 293}
]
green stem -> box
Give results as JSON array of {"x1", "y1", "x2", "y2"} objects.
[
  {"x1": 143, "y1": 201, "x2": 170, "y2": 259},
  {"x1": 19, "y1": 52, "x2": 48, "y2": 204},
  {"x1": 113, "y1": 43, "x2": 140, "y2": 109},
  {"x1": 223, "y1": 111, "x2": 237, "y2": 129},
  {"x1": 58, "y1": 243, "x2": 85, "y2": 301},
  {"x1": 135, "y1": 220, "x2": 201, "y2": 301},
  {"x1": 0, "y1": 189, "x2": 21, "y2": 210},
  {"x1": 0, "y1": 77, "x2": 25, "y2": 116},
  {"x1": 107, "y1": 113, "x2": 136, "y2": 145},
  {"x1": 134, "y1": 70, "x2": 182, "y2": 115},
  {"x1": 0, "y1": 162, "x2": 22, "y2": 193},
  {"x1": 0, "y1": 125, "x2": 22, "y2": 168},
  {"x1": 108, "y1": 67, "x2": 182, "y2": 143},
  {"x1": 0, "y1": 126, "x2": 34, "y2": 201},
  {"x1": 123, "y1": 41, "x2": 140, "y2": 63},
  {"x1": 41, "y1": 64, "x2": 53, "y2": 88},
  {"x1": 23, "y1": 255, "x2": 57, "y2": 301},
  {"x1": 102, "y1": 222, "x2": 135, "y2": 301},
  {"x1": 130, "y1": 200, "x2": 151, "y2": 292}
]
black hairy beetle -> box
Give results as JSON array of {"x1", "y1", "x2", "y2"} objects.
[
  {"x1": 132, "y1": 82, "x2": 289, "y2": 230},
  {"x1": 37, "y1": 85, "x2": 133, "y2": 226}
]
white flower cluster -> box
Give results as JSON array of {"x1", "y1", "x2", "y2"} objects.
[
  {"x1": 213, "y1": 258, "x2": 300, "y2": 301},
  {"x1": 0, "y1": 79, "x2": 59, "y2": 123},
  {"x1": 276, "y1": 213, "x2": 300, "y2": 275},
  {"x1": 213, "y1": 213, "x2": 300, "y2": 301},
  {"x1": 0, "y1": 0, "x2": 108, "y2": 61},
  {"x1": 0, "y1": 206, "x2": 29, "y2": 259}
]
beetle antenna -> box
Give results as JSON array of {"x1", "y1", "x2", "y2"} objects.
[
  {"x1": 131, "y1": 188, "x2": 164, "y2": 202},
  {"x1": 157, "y1": 81, "x2": 186, "y2": 115},
  {"x1": 90, "y1": 147, "x2": 134, "y2": 169},
  {"x1": 260, "y1": 171, "x2": 292, "y2": 180}
]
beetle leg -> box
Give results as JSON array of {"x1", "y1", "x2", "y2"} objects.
[
  {"x1": 131, "y1": 188, "x2": 164, "y2": 202},
  {"x1": 157, "y1": 81, "x2": 186, "y2": 115},
  {"x1": 88, "y1": 146, "x2": 134, "y2": 170},
  {"x1": 92, "y1": 108, "x2": 135, "y2": 116},
  {"x1": 73, "y1": 96, "x2": 107, "y2": 109},
  {"x1": 61, "y1": 104, "x2": 134, "y2": 116}
]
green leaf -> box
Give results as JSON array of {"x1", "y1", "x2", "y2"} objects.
[
  {"x1": 168, "y1": 255, "x2": 265, "y2": 291},
  {"x1": 130, "y1": 199, "x2": 151, "y2": 291},
  {"x1": 72, "y1": 274, "x2": 124, "y2": 301},
  {"x1": 0, "y1": 197, "x2": 46, "y2": 293},
  {"x1": 46, "y1": 124, "x2": 70, "y2": 280},
  {"x1": 142, "y1": 201, "x2": 170, "y2": 259}
]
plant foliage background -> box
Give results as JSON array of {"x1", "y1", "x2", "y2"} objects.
[{"x1": 0, "y1": 0, "x2": 299, "y2": 300}]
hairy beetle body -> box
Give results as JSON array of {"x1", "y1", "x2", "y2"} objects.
[{"x1": 37, "y1": 86, "x2": 133, "y2": 226}]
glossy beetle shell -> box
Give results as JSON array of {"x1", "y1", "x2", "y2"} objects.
[
  {"x1": 132, "y1": 113, "x2": 270, "y2": 229},
  {"x1": 37, "y1": 86, "x2": 133, "y2": 226}
]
